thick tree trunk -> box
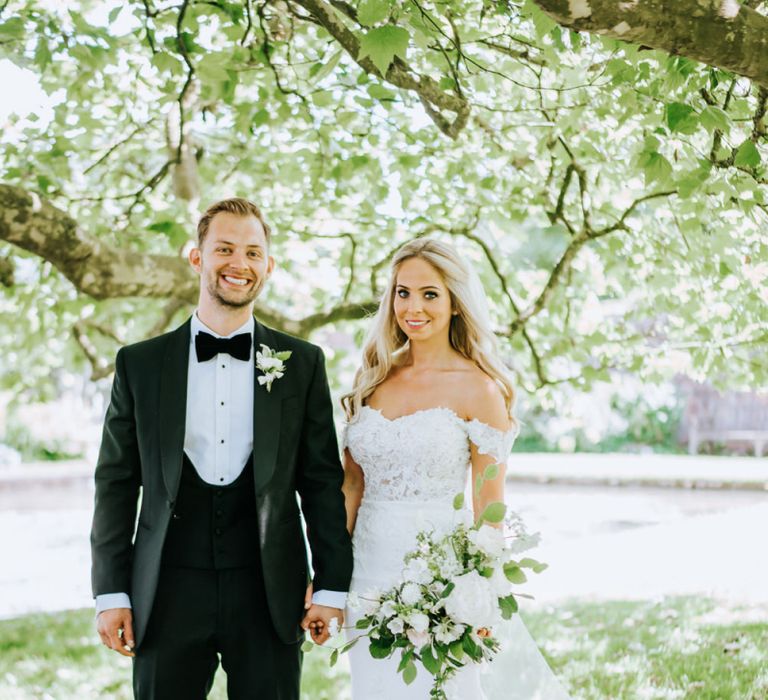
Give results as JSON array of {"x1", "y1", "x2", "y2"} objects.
[
  {"x1": 532, "y1": 0, "x2": 768, "y2": 89},
  {"x1": 0, "y1": 184, "x2": 376, "y2": 336},
  {"x1": 0, "y1": 183, "x2": 198, "y2": 301}
]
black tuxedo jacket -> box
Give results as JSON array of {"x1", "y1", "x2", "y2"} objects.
[{"x1": 90, "y1": 318, "x2": 353, "y2": 647}]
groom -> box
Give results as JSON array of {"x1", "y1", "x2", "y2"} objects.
[{"x1": 90, "y1": 197, "x2": 352, "y2": 699}]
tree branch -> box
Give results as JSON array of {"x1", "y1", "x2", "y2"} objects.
[
  {"x1": 291, "y1": 0, "x2": 471, "y2": 138},
  {"x1": 531, "y1": 0, "x2": 768, "y2": 89},
  {"x1": 0, "y1": 184, "x2": 376, "y2": 338}
]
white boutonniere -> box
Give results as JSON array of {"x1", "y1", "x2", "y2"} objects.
[{"x1": 255, "y1": 344, "x2": 291, "y2": 392}]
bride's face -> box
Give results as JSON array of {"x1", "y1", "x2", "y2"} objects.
[{"x1": 393, "y1": 257, "x2": 453, "y2": 343}]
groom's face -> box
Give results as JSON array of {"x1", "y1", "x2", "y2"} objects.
[{"x1": 189, "y1": 212, "x2": 275, "y2": 308}]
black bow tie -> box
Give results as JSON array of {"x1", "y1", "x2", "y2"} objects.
[{"x1": 195, "y1": 331, "x2": 251, "y2": 362}]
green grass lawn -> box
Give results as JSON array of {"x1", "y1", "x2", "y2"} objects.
[{"x1": 1, "y1": 598, "x2": 766, "y2": 699}]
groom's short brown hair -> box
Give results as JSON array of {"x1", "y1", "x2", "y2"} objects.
[{"x1": 197, "y1": 198, "x2": 272, "y2": 247}]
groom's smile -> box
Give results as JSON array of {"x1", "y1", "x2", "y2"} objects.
[{"x1": 189, "y1": 210, "x2": 276, "y2": 311}]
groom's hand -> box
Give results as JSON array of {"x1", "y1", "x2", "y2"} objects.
[
  {"x1": 97, "y1": 608, "x2": 135, "y2": 657},
  {"x1": 301, "y1": 604, "x2": 344, "y2": 645}
]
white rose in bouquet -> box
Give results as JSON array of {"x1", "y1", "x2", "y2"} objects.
[
  {"x1": 438, "y1": 549, "x2": 462, "y2": 578},
  {"x1": 380, "y1": 599, "x2": 397, "y2": 618},
  {"x1": 434, "y1": 620, "x2": 464, "y2": 645},
  {"x1": 489, "y1": 566, "x2": 512, "y2": 598},
  {"x1": 400, "y1": 582, "x2": 422, "y2": 606},
  {"x1": 403, "y1": 556, "x2": 432, "y2": 584},
  {"x1": 407, "y1": 628, "x2": 430, "y2": 648},
  {"x1": 468, "y1": 524, "x2": 506, "y2": 559},
  {"x1": 409, "y1": 611, "x2": 430, "y2": 633},
  {"x1": 387, "y1": 617, "x2": 405, "y2": 634},
  {"x1": 444, "y1": 570, "x2": 500, "y2": 628}
]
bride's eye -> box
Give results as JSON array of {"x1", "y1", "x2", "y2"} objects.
[
  {"x1": 425, "y1": 292, "x2": 438, "y2": 300},
  {"x1": 397, "y1": 289, "x2": 409, "y2": 298}
]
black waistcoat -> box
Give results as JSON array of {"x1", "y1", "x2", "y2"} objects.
[{"x1": 162, "y1": 453, "x2": 260, "y2": 570}]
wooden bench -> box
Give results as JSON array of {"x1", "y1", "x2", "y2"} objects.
[{"x1": 688, "y1": 426, "x2": 768, "y2": 457}]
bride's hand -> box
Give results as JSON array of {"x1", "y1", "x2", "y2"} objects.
[{"x1": 478, "y1": 627, "x2": 492, "y2": 638}]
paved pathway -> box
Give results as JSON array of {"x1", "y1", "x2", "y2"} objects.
[{"x1": 1, "y1": 455, "x2": 766, "y2": 619}]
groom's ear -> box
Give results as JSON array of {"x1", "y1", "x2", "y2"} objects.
[
  {"x1": 266, "y1": 254, "x2": 276, "y2": 277},
  {"x1": 189, "y1": 246, "x2": 202, "y2": 273}
]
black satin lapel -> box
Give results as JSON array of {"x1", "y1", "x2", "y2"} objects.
[
  {"x1": 252, "y1": 321, "x2": 282, "y2": 493},
  {"x1": 159, "y1": 319, "x2": 191, "y2": 502}
]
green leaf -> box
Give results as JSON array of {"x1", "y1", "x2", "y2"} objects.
[
  {"x1": 34, "y1": 38, "x2": 52, "y2": 70},
  {"x1": 397, "y1": 648, "x2": 413, "y2": 672},
  {"x1": 462, "y1": 632, "x2": 481, "y2": 660},
  {"x1": 402, "y1": 659, "x2": 418, "y2": 684},
  {"x1": 665, "y1": 102, "x2": 697, "y2": 133},
  {"x1": 452, "y1": 493, "x2": 464, "y2": 511},
  {"x1": 519, "y1": 557, "x2": 548, "y2": 574},
  {"x1": 420, "y1": 645, "x2": 440, "y2": 675},
  {"x1": 642, "y1": 152, "x2": 673, "y2": 185},
  {"x1": 503, "y1": 563, "x2": 527, "y2": 584},
  {"x1": 367, "y1": 83, "x2": 397, "y2": 101},
  {"x1": 699, "y1": 106, "x2": 729, "y2": 133},
  {"x1": 108, "y1": 6, "x2": 122, "y2": 23},
  {"x1": 483, "y1": 463, "x2": 499, "y2": 481},
  {"x1": 197, "y1": 57, "x2": 231, "y2": 83},
  {"x1": 358, "y1": 0, "x2": 391, "y2": 27},
  {"x1": 369, "y1": 638, "x2": 391, "y2": 659},
  {"x1": 449, "y1": 639, "x2": 464, "y2": 660},
  {"x1": 358, "y1": 26, "x2": 410, "y2": 75},
  {"x1": 479, "y1": 501, "x2": 506, "y2": 524},
  {"x1": 310, "y1": 49, "x2": 342, "y2": 83},
  {"x1": 275, "y1": 351, "x2": 292, "y2": 361},
  {"x1": 151, "y1": 52, "x2": 182, "y2": 75},
  {"x1": 330, "y1": 648, "x2": 339, "y2": 666},
  {"x1": 301, "y1": 639, "x2": 314, "y2": 652},
  {"x1": 734, "y1": 140, "x2": 760, "y2": 169},
  {"x1": 0, "y1": 18, "x2": 25, "y2": 39},
  {"x1": 499, "y1": 594, "x2": 518, "y2": 620}
]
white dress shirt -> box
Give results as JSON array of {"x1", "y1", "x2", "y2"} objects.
[
  {"x1": 96, "y1": 312, "x2": 345, "y2": 613},
  {"x1": 185, "y1": 313, "x2": 255, "y2": 485}
]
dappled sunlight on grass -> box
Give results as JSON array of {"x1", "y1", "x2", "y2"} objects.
[
  {"x1": 523, "y1": 597, "x2": 768, "y2": 699},
  {"x1": 1, "y1": 598, "x2": 765, "y2": 699}
]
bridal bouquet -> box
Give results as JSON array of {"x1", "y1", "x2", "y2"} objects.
[{"x1": 338, "y1": 474, "x2": 547, "y2": 699}]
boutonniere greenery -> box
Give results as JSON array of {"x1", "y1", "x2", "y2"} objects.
[{"x1": 255, "y1": 344, "x2": 291, "y2": 392}]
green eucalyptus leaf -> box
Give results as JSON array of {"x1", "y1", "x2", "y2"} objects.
[{"x1": 480, "y1": 502, "x2": 506, "y2": 524}]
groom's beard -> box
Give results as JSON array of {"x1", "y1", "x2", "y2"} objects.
[{"x1": 206, "y1": 273, "x2": 264, "y2": 308}]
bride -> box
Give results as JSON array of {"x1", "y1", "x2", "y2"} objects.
[{"x1": 340, "y1": 238, "x2": 572, "y2": 699}]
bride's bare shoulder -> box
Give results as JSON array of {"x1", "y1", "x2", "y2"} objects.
[{"x1": 458, "y1": 365, "x2": 511, "y2": 431}]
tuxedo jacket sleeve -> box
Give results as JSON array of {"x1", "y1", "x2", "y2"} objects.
[
  {"x1": 295, "y1": 345, "x2": 353, "y2": 594},
  {"x1": 90, "y1": 347, "x2": 142, "y2": 597}
]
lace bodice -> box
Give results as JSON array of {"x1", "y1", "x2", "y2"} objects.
[{"x1": 342, "y1": 406, "x2": 517, "y2": 502}]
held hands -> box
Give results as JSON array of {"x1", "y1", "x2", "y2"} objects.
[
  {"x1": 300, "y1": 582, "x2": 344, "y2": 645},
  {"x1": 96, "y1": 608, "x2": 135, "y2": 657}
]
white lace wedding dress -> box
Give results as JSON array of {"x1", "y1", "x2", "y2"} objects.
[{"x1": 343, "y1": 405, "x2": 572, "y2": 700}]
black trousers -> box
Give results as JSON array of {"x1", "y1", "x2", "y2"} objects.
[{"x1": 133, "y1": 565, "x2": 302, "y2": 700}]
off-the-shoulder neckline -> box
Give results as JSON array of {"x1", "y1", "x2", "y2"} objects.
[{"x1": 361, "y1": 404, "x2": 515, "y2": 436}]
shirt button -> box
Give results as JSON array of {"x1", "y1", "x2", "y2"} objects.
[
  {"x1": 220, "y1": 402, "x2": 224, "y2": 406},
  {"x1": 216, "y1": 510, "x2": 223, "y2": 518},
  {"x1": 220, "y1": 439, "x2": 225, "y2": 444},
  {"x1": 215, "y1": 528, "x2": 222, "y2": 536}
]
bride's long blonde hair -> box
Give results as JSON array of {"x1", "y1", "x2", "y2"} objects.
[{"x1": 341, "y1": 238, "x2": 517, "y2": 425}]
